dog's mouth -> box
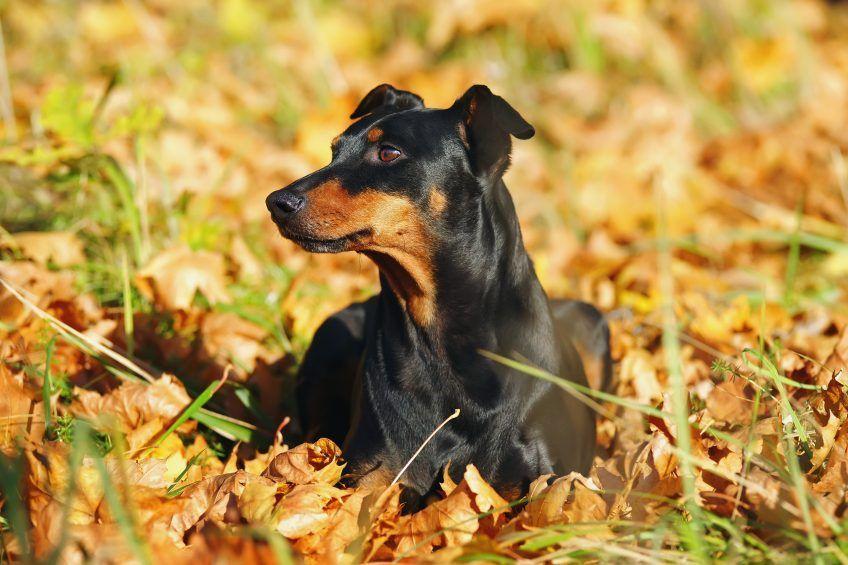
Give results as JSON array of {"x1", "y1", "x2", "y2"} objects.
[{"x1": 277, "y1": 225, "x2": 372, "y2": 253}]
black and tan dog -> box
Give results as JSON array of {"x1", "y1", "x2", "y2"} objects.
[{"x1": 266, "y1": 84, "x2": 611, "y2": 502}]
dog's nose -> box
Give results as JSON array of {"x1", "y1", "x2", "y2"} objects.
[{"x1": 266, "y1": 190, "x2": 305, "y2": 218}]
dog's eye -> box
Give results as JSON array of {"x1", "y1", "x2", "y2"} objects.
[{"x1": 378, "y1": 145, "x2": 402, "y2": 163}]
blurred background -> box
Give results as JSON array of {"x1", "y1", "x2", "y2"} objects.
[{"x1": 1, "y1": 0, "x2": 847, "y2": 425}]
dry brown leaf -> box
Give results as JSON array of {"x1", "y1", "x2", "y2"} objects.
[
  {"x1": 71, "y1": 374, "x2": 191, "y2": 430},
  {"x1": 200, "y1": 312, "x2": 269, "y2": 374},
  {"x1": 387, "y1": 464, "x2": 509, "y2": 555},
  {"x1": 230, "y1": 235, "x2": 263, "y2": 282},
  {"x1": 293, "y1": 488, "x2": 371, "y2": 557},
  {"x1": 242, "y1": 441, "x2": 289, "y2": 476},
  {"x1": 0, "y1": 364, "x2": 43, "y2": 448},
  {"x1": 811, "y1": 412, "x2": 842, "y2": 471},
  {"x1": 393, "y1": 487, "x2": 478, "y2": 555},
  {"x1": 706, "y1": 378, "x2": 754, "y2": 425},
  {"x1": 262, "y1": 438, "x2": 345, "y2": 486},
  {"x1": 150, "y1": 470, "x2": 257, "y2": 544},
  {"x1": 0, "y1": 262, "x2": 79, "y2": 326},
  {"x1": 619, "y1": 349, "x2": 663, "y2": 404},
  {"x1": 237, "y1": 477, "x2": 280, "y2": 525},
  {"x1": 520, "y1": 473, "x2": 607, "y2": 528},
  {"x1": 461, "y1": 464, "x2": 509, "y2": 525},
  {"x1": 813, "y1": 420, "x2": 848, "y2": 498},
  {"x1": 274, "y1": 483, "x2": 347, "y2": 538},
  {"x1": 440, "y1": 463, "x2": 458, "y2": 496},
  {"x1": 26, "y1": 442, "x2": 104, "y2": 526},
  {"x1": 824, "y1": 327, "x2": 848, "y2": 380},
  {"x1": 136, "y1": 245, "x2": 231, "y2": 310},
  {"x1": 689, "y1": 295, "x2": 751, "y2": 344},
  {"x1": 105, "y1": 457, "x2": 170, "y2": 489},
  {"x1": 9, "y1": 231, "x2": 86, "y2": 267}
]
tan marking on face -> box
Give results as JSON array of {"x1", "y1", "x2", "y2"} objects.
[
  {"x1": 428, "y1": 187, "x2": 447, "y2": 216},
  {"x1": 304, "y1": 179, "x2": 437, "y2": 326},
  {"x1": 367, "y1": 127, "x2": 383, "y2": 142},
  {"x1": 331, "y1": 134, "x2": 342, "y2": 150}
]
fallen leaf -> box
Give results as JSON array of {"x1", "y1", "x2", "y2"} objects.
[
  {"x1": 293, "y1": 488, "x2": 371, "y2": 557},
  {"x1": 200, "y1": 312, "x2": 269, "y2": 375},
  {"x1": 274, "y1": 483, "x2": 346, "y2": 538},
  {"x1": 619, "y1": 349, "x2": 663, "y2": 404},
  {"x1": 706, "y1": 378, "x2": 754, "y2": 426},
  {"x1": 393, "y1": 487, "x2": 477, "y2": 555},
  {"x1": 8, "y1": 231, "x2": 85, "y2": 267},
  {"x1": 136, "y1": 245, "x2": 231, "y2": 310},
  {"x1": 263, "y1": 439, "x2": 345, "y2": 486},
  {"x1": 71, "y1": 374, "x2": 191, "y2": 431},
  {"x1": 0, "y1": 364, "x2": 43, "y2": 448},
  {"x1": 520, "y1": 472, "x2": 607, "y2": 528}
]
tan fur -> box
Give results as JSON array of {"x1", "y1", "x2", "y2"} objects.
[
  {"x1": 366, "y1": 127, "x2": 383, "y2": 142},
  {"x1": 428, "y1": 187, "x2": 447, "y2": 216},
  {"x1": 304, "y1": 179, "x2": 437, "y2": 327}
]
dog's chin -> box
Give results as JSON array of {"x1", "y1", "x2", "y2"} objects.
[{"x1": 276, "y1": 225, "x2": 370, "y2": 254}]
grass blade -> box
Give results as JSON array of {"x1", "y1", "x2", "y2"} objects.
[
  {"x1": 79, "y1": 423, "x2": 151, "y2": 564},
  {"x1": 121, "y1": 250, "x2": 135, "y2": 357},
  {"x1": 42, "y1": 335, "x2": 56, "y2": 430},
  {"x1": 783, "y1": 197, "x2": 804, "y2": 307},
  {"x1": 0, "y1": 452, "x2": 31, "y2": 562},
  {"x1": 101, "y1": 158, "x2": 144, "y2": 266},
  {"x1": 143, "y1": 367, "x2": 231, "y2": 454},
  {"x1": 655, "y1": 172, "x2": 706, "y2": 561}
]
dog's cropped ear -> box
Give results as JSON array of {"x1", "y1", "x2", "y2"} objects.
[
  {"x1": 350, "y1": 84, "x2": 425, "y2": 119},
  {"x1": 452, "y1": 85, "x2": 535, "y2": 181}
]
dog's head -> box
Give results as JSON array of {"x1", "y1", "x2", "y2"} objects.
[{"x1": 266, "y1": 84, "x2": 534, "y2": 325}]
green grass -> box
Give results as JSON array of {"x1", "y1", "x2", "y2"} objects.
[
  {"x1": 141, "y1": 368, "x2": 231, "y2": 456},
  {"x1": 655, "y1": 173, "x2": 707, "y2": 561},
  {"x1": 481, "y1": 345, "x2": 847, "y2": 561},
  {"x1": 0, "y1": 452, "x2": 31, "y2": 563}
]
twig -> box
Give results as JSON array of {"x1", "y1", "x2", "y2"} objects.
[{"x1": 391, "y1": 409, "x2": 460, "y2": 487}]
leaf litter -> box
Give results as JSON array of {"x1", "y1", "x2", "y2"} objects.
[{"x1": 1, "y1": 0, "x2": 848, "y2": 562}]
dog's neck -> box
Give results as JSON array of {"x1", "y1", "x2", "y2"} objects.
[{"x1": 369, "y1": 179, "x2": 559, "y2": 376}]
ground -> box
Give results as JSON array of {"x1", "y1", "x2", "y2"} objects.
[{"x1": 1, "y1": 0, "x2": 848, "y2": 562}]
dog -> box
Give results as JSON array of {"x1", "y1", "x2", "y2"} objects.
[{"x1": 266, "y1": 84, "x2": 612, "y2": 503}]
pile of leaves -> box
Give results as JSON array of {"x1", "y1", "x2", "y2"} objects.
[{"x1": 2, "y1": 0, "x2": 848, "y2": 562}]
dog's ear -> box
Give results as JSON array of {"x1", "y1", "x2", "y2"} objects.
[
  {"x1": 452, "y1": 85, "x2": 535, "y2": 181},
  {"x1": 350, "y1": 84, "x2": 425, "y2": 119}
]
